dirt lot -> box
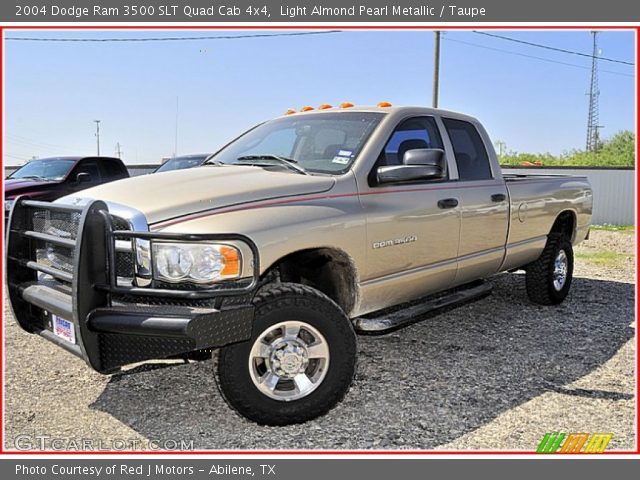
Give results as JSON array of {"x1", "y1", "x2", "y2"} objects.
[{"x1": 3, "y1": 229, "x2": 636, "y2": 451}]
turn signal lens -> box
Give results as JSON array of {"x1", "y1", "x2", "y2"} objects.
[
  {"x1": 318, "y1": 103, "x2": 333, "y2": 110},
  {"x1": 377, "y1": 101, "x2": 393, "y2": 108},
  {"x1": 300, "y1": 106, "x2": 314, "y2": 112},
  {"x1": 220, "y1": 246, "x2": 241, "y2": 276},
  {"x1": 340, "y1": 102, "x2": 354, "y2": 108}
]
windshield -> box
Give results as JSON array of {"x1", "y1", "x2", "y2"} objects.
[
  {"x1": 207, "y1": 112, "x2": 384, "y2": 174},
  {"x1": 155, "y1": 154, "x2": 210, "y2": 173},
  {"x1": 8, "y1": 158, "x2": 76, "y2": 181}
]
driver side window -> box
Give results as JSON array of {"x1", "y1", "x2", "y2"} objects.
[
  {"x1": 72, "y1": 160, "x2": 101, "y2": 183},
  {"x1": 369, "y1": 116, "x2": 445, "y2": 186},
  {"x1": 380, "y1": 117, "x2": 443, "y2": 166}
]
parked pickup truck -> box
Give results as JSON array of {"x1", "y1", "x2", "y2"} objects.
[
  {"x1": 6, "y1": 105, "x2": 592, "y2": 425},
  {"x1": 5, "y1": 156, "x2": 129, "y2": 223}
]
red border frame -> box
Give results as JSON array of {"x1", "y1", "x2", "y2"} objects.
[{"x1": 0, "y1": 23, "x2": 637, "y2": 456}]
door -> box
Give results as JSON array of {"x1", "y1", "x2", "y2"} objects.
[
  {"x1": 441, "y1": 117, "x2": 509, "y2": 285},
  {"x1": 358, "y1": 116, "x2": 461, "y2": 313}
]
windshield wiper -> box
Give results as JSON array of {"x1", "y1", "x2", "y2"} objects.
[
  {"x1": 235, "y1": 155, "x2": 308, "y2": 175},
  {"x1": 19, "y1": 175, "x2": 47, "y2": 180}
]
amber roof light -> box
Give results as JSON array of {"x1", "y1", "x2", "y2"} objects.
[
  {"x1": 340, "y1": 102, "x2": 354, "y2": 108},
  {"x1": 377, "y1": 101, "x2": 393, "y2": 108},
  {"x1": 318, "y1": 103, "x2": 333, "y2": 110}
]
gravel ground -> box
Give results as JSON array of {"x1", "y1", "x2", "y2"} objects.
[{"x1": 3, "y1": 230, "x2": 636, "y2": 451}]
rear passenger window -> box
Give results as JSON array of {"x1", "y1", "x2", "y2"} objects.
[{"x1": 442, "y1": 118, "x2": 492, "y2": 181}]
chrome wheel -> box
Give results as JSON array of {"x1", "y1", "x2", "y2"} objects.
[
  {"x1": 248, "y1": 321, "x2": 330, "y2": 401},
  {"x1": 553, "y1": 250, "x2": 568, "y2": 291}
]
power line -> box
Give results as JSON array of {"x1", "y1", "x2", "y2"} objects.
[
  {"x1": 5, "y1": 133, "x2": 67, "y2": 149},
  {"x1": 5, "y1": 30, "x2": 341, "y2": 42},
  {"x1": 443, "y1": 37, "x2": 634, "y2": 78},
  {"x1": 5, "y1": 153, "x2": 31, "y2": 161},
  {"x1": 5, "y1": 137, "x2": 67, "y2": 151},
  {"x1": 473, "y1": 31, "x2": 634, "y2": 66}
]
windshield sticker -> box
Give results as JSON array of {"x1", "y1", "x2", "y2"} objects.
[
  {"x1": 332, "y1": 156, "x2": 350, "y2": 164},
  {"x1": 338, "y1": 149, "x2": 353, "y2": 157}
]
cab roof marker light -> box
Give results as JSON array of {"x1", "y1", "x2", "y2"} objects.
[
  {"x1": 300, "y1": 106, "x2": 315, "y2": 112},
  {"x1": 377, "y1": 101, "x2": 393, "y2": 108},
  {"x1": 284, "y1": 108, "x2": 297, "y2": 115},
  {"x1": 340, "y1": 102, "x2": 354, "y2": 108},
  {"x1": 318, "y1": 103, "x2": 333, "y2": 110}
]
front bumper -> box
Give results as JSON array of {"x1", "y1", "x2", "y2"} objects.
[{"x1": 5, "y1": 198, "x2": 259, "y2": 373}]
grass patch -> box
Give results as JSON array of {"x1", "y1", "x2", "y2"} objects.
[
  {"x1": 591, "y1": 224, "x2": 635, "y2": 233},
  {"x1": 575, "y1": 250, "x2": 631, "y2": 266}
]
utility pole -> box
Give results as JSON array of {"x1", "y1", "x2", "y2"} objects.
[
  {"x1": 586, "y1": 31, "x2": 603, "y2": 152},
  {"x1": 94, "y1": 120, "x2": 101, "y2": 156},
  {"x1": 115, "y1": 142, "x2": 123, "y2": 159},
  {"x1": 432, "y1": 31, "x2": 441, "y2": 108}
]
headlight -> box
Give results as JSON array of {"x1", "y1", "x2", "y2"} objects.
[
  {"x1": 5, "y1": 199, "x2": 15, "y2": 212},
  {"x1": 152, "y1": 242, "x2": 241, "y2": 283}
]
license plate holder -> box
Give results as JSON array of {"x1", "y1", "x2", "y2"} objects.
[{"x1": 52, "y1": 315, "x2": 76, "y2": 344}]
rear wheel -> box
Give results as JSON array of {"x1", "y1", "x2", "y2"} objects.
[
  {"x1": 525, "y1": 234, "x2": 574, "y2": 305},
  {"x1": 215, "y1": 283, "x2": 357, "y2": 425}
]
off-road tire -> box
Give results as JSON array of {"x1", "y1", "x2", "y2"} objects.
[
  {"x1": 215, "y1": 283, "x2": 357, "y2": 426},
  {"x1": 525, "y1": 234, "x2": 574, "y2": 305}
]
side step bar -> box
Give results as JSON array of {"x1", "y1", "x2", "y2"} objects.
[{"x1": 354, "y1": 280, "x2": 493, "y2": 335}]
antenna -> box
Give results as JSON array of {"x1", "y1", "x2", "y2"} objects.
[
  {"x1": 586, "y1": 32, "x2": 603, "y2": 152},
  {"x1": 174, "y1": 96, "x2": 179, "y2": 158}
]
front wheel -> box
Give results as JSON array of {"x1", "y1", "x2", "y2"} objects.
[
  {"x1": 525, "y1": 234, "x2": 574, "y2": 305},
  {"x1": 215, "y1": 283, "x2": 357, "y2": 425}
]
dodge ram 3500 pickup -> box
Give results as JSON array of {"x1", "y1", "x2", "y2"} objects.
[{"x1": 6, "y1": 105, "x2": 592, "y2": 425}]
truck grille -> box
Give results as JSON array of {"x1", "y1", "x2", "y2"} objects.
[
  {"x1": 23, "y1": 206, "x2": 134, "y2": 283},
  {"x1": 31, "y1": 208, "x2": 81, "y2": 239},
  {"x1": 112, "y1": 216, "x2": 135, "y2": 281}
]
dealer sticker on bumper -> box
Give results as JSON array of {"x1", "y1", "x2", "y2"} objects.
[{"x1": 52, "y1": 315, "x2": 76, "y2": 344}]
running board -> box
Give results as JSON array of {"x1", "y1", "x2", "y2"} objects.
[{"x1": 354, "y1": 281, "x2": 493, "y2": 335}]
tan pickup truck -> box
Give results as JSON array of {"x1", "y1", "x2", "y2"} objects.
[{"x1": 6, "y1": 105, "x2": 592, "y2": 425}]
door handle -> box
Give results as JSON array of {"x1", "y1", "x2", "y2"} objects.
[
  {"x1": 491, "y1": 193, "x2": 506, "y2": 202},
  {"x1": 437, "y1": 198, "x2": 459, "y2": 209}
]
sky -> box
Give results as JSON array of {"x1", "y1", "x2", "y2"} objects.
[{"x1": 4, "y1": 29, "x2": 636, "y2": 165}]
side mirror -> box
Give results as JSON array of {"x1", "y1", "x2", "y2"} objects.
[
  {"x1": 76, "y1": 172, "x2": 92, "y2": 184},
  {"x1": 403, "y1": 148, "x2": 445, "y2": 167},
  {"x1": 377, "y1": 148, "x2": 446, "y2": 184}
]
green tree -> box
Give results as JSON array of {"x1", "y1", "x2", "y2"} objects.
[{"x1": 499, "y1": 130, "x2": 635, "y2": 167}]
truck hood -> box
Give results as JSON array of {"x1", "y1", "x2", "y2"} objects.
[
  {"x1": 58, "y1": 165, "x2": 336, "y2": 225},
  {"x1": 5, "y1": 178, "x2": 62, "y2": 198}
]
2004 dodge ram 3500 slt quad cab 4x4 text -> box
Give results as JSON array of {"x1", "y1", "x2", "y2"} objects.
[{"x1": 6, "y1": 105, "x2": 592, "y2": 425}]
